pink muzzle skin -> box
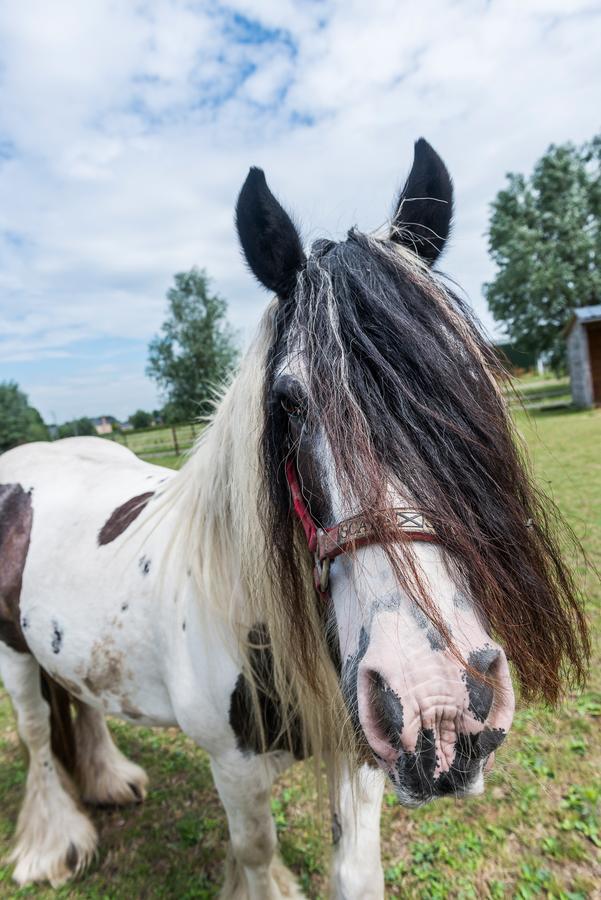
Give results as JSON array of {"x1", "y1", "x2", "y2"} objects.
[{"x1": 355, "y1": 607, "x2": 515, "y2": 781}]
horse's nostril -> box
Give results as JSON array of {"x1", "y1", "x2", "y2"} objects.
[
  {"x1": 466, "y1": 648, "x2": 502, "y2": 723},
  {"x1": 469, "y1": 647, "x2": 501, "y2": 678},
  {"x1": 366, "y1": 670, "x2": 404, "y2": 750}
]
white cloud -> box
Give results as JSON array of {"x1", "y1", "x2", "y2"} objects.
[{"x1": 0, "y1": 0, "x2": 599, "y2": 420}]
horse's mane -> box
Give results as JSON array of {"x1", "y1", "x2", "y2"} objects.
[
  {"x1": 261, "y1": 230, "x2": 588, "y2": 706},
  {"x1": 164, "y1": 228, "x2": 589, "y2": 764},
  {"x1": 161, "y1": 304, "x2": 350, "y2": 761}
]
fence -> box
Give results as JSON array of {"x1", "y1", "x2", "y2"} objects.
[
  {"x1": 107, "y1": 423, "x2": 202, "y2": 458},
  {"x1": 504, "y1": 375, "x2": 571, "y2": 411}
]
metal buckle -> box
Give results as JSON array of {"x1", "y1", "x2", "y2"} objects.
[
  {"x1": 314, "y1": 529, "x2": 331, "y2": 595},
  {"x1": 314, "y1": 554, "x2": 330, "y2": 594},
  {"x1": 319, "y1": 557, "x2": 330, "y2": 593}
]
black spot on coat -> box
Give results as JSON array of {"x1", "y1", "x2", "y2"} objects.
[
  {"x1": 51, "y1": 621, "x2": 63, "y2": 654},
  {"x1": 229, "y1": 624, "x2": 305, "y2": 759}
]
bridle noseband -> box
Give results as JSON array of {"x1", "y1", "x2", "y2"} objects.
[{"x1": 285, "y1": 459, "x2": 437, "y2": 600}]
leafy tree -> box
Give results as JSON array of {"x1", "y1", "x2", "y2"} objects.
[
  {"x1": 147, "y1": 268, "x2": 239, "y2": 421},
  {"x1": 484, "y1": 135, "x2": 601, "y2": 371},
  {"x1": 159, "y1": 402, "x2": 180, "y2": 426},
  {"x1": 0, "y1": 381, "x2": 48, "y2": 452},
  {"x1": 129, "y1": 409, "x2": 153, "y2": 429},
  {"x1": 57, "y1": 417, "x2": 96, "y2": 438}
]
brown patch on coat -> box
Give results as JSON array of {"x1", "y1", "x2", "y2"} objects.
[
  {"x1": 98, "y1": 492, "x2": 154, "y2": 546},
  {"x1": 82, "y1": 637, "x2": 124, "y2": 695},
  {"x1": 0, "y1": 483, "x2": 33, "y2": 653}
]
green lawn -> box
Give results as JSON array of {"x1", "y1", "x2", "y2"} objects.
[{"x1": 1, "y1": 407, "x2": 599, "y2": 898}]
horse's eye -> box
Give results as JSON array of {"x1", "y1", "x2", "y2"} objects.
[{"x1": 280, "y1": 396, "x2": 303, "y2": 418}]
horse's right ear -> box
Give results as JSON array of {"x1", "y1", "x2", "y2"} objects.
[{"x1": 235, "y1": 168, "x2": 305, "y2": 298}]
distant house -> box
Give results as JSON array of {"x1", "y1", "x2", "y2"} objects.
[
  {"x1": 564, "y1": 305, "x2": 601, "y2": 407},
  {"x1": 92, "y1": 415, "x2": 117, "y2": 435}
]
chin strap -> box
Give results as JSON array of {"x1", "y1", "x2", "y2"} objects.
[{"x1": 285, "y1": 458, "x2": 437, "y2": 600}]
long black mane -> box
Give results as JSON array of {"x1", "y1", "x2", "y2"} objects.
[{"x1": 262, "y1": 230, "x2": 588, "y2": 703}]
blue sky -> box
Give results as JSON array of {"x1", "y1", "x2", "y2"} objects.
[{"x1": 0, "y1": 0, "x2": 600, "y2": 423}]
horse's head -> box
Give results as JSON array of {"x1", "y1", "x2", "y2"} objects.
[{"x1": 234, "y1": 139, "x2": 588, "y2": 807}]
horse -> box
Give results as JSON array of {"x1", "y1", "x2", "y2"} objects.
[{"x1": 0, "y1": 138, "x2": 588, "y2": 898}]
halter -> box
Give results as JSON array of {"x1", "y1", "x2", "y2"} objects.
[{"x1": 285, "y1": 459, "x2": 437, "y2": 600}]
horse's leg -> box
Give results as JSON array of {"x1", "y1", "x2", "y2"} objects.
[
  {"x1": 0, "y1": 644, "x2": 97, "y2": 887},
  {"x1": 328, "y1": 760, "x2": 385, "y2": 900},
  {"x1": 211, "y1": 752, "x2": 305, "y2": 900},
  {"x1": 73, "y1": 700, "x2": 148, "y2": 805}
]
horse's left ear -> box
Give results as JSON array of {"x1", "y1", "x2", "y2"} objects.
[
  {"x1": 390, "y1": 138, "x2": 453, "y2": 265},
  {"x1": 236, "y1": 167, "x2": 306, "y2": 298}
]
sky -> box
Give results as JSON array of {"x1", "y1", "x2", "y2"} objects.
[{"x1": 0, "y1": 1, "x2": 599, "y2": 423}]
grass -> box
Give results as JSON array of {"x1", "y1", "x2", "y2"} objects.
[
  {"x1": 1, "y1": 406, "x2": 600, "y2": 898},
  {"x1": 140, "y1": 454, "x2": 183, "y2": 470}
]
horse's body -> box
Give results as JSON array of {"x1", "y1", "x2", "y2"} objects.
[
  {"x1": 1, "y1": 439, "x2": 183, "y2": 727},
  {"x1": 1, "y1": 434, "x2": 385, "y2": 898},
  {"x1": 0, "y1": 139, "x2": 588, "y2": 897}
]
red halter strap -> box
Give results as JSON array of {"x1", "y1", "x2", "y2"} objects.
[{"x1": 285, "y1": 459, "x2": 437, "y2": 600}]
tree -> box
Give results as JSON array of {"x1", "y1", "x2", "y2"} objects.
[
  {"x1": 57, "y1": 417, "x2": 96, "y2": 438},
  {"x1": 484, "y1": 135, "x2": 601, "y2": 371},
  {"x1": 147, "y1": 268, "x2": 239, "y2": 421},
  {"x1": 129, "y1": 409, "x2": 153, "y2": 429},
  {"x1": 0, "y1": 381, "x2": 49, "y2": 452}
]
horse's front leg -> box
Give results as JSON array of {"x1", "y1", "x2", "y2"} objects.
[
  {"x1": 328, "y1": 760, "x2": 385, "y2": 900},
  {"x1": 210, "y1": 751, "x2": 305, "y2": 900}
]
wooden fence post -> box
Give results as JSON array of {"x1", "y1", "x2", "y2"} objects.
[{"x1": 171, "y1": 425, "x2": 180, "y2": 456}]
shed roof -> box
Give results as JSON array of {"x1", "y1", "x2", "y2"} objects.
[{"x1": 563, "y1": 305, "x2": 601, "y2": 337}]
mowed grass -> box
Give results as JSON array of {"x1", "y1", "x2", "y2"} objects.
[{"x1": 1, "y1": 407, "x2": 600, "y2": 898}]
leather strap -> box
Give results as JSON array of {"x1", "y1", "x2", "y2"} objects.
[{"x1": 285, "y1": 459, "x2": 437, "y2": 599}]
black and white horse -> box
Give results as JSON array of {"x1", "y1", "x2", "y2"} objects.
[{"x1": 0, "y1": 139, "x2": 587, "y2": 897}]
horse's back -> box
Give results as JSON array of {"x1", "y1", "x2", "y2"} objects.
[
  {"x1": 1, "y1": 435, "x2": 145, "y2": 473},
  {"x1": 0, "y1": 436, "x2": 174, "y2": 568},
  {"x1": 0, "y1": 436, "x2": 172, "y2": 498}
]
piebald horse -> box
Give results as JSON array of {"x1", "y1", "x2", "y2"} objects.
[{"x1": 0, "y1": 139, "x2": 588, "y2": 897}]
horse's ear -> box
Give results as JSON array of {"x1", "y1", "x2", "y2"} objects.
[
  {"x1": 391, "y1": 138, "x2": 453, "y2": 265},
  {"x1": 236, "y1": 167, "x2": 305, "y2": 298}
]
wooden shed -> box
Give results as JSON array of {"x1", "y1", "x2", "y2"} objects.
[{"x1": 564, "y1": 305, "x2": 601, "y2": 407}]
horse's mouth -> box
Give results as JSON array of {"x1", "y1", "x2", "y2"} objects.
[{"x1": 378, "y1": 751, "x2": 489, "y2": 807}]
